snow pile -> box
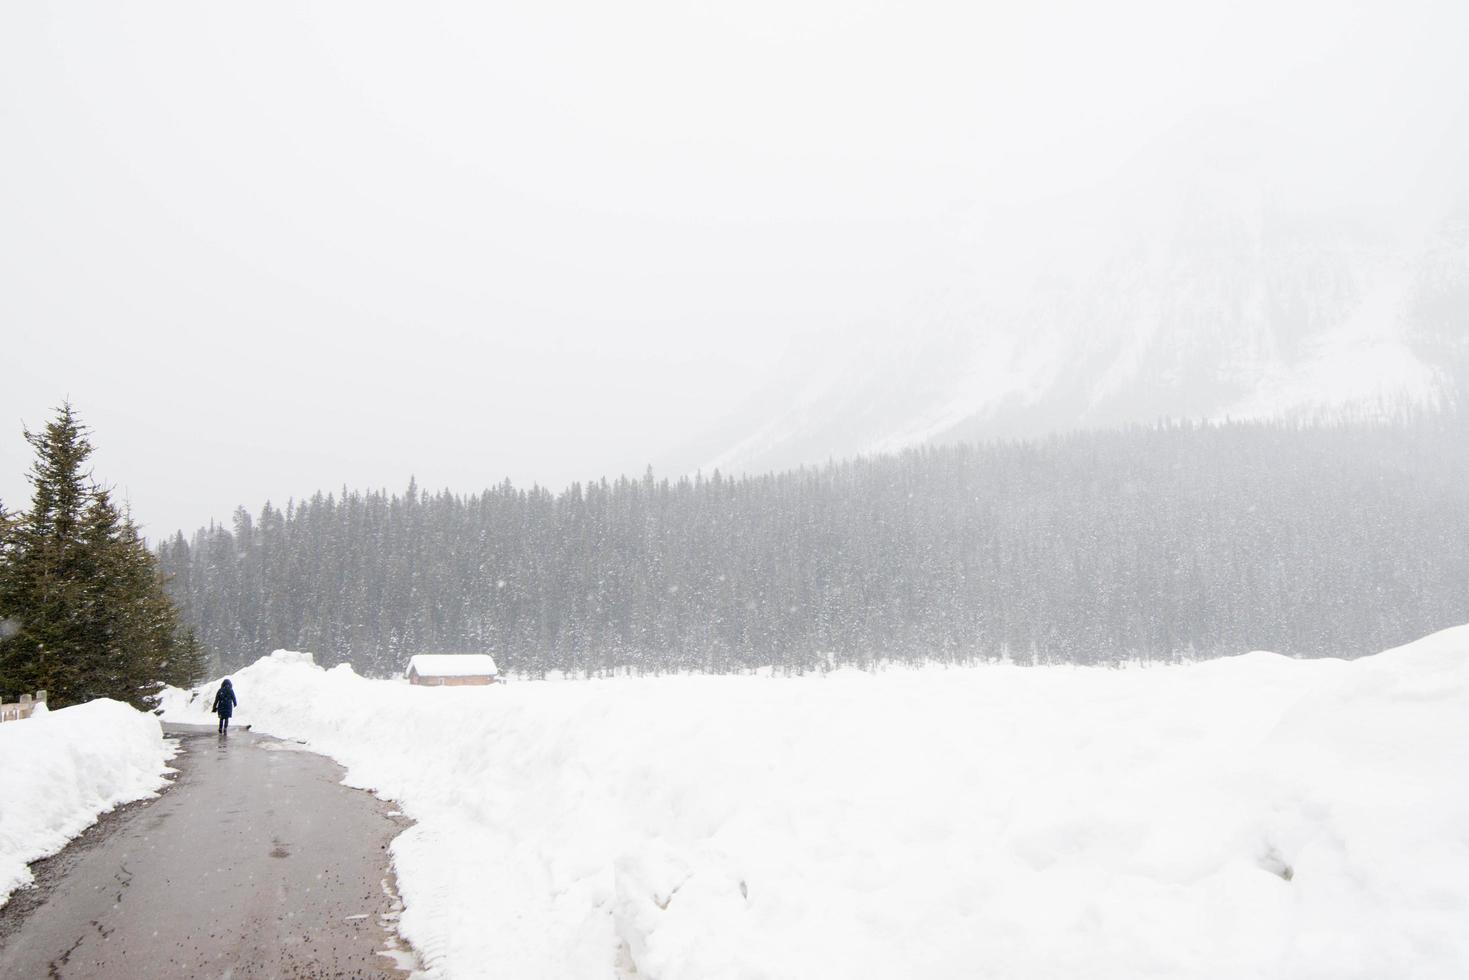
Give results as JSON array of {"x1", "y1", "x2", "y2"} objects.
[
  {"x1": 0, "y1": 699, "x2": 175, "y2": 906},
  {"x1": 161, "y1": 631, "x2": 1469, "y2": 979}
]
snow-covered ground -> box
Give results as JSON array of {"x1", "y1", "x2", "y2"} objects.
[
  {"x1": 161, "y1": 630, "x2": 1469, "y2": 980},
  {"x1": 0, "y1": 699, "x2": 175, "y2": 906}
]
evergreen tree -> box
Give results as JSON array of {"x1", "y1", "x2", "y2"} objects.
[
  {"x1": 0, "y1": 500, "x2": 18, "y2": 645},
  {"x1": 0, "y1": 404, "x2": 206, "y2": 708},
  {"x1": 0, "y1": 404, "x2": 97, "y2": 704},
  {"x1": 170, "y1": 627, "x2": 209, "y2": 690},
  {"x1": 73, "y1": 493, "x2": 203, "y2": 707}
]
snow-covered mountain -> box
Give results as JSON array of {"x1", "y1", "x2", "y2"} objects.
[{"x1": 697, "y1": 201, "x2": 1466, "y2": 477}]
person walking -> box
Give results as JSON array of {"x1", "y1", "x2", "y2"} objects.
[{"x1": 212, "y1": 678, "x2": 238, "y2": 734}]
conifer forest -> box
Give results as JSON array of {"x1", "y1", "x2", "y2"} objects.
[{"x1": 158, "y1": 412, "x2": 1469, "y2": 678}]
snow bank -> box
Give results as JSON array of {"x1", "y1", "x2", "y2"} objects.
[
  {"x1": 161, "y1": 630, "x2": 1469, "y2": 979},
  {"x1": 0, "y1": 699, "x2": 175, "y2": 906}
]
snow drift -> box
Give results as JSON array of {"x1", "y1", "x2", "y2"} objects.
[
  {"x1": 0, "y1": 699, "x2": 175, "y2": 906},
  {"x1": 162, "y1": 630, "x2": 1469, "y2": 979}
]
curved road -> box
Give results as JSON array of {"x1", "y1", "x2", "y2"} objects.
[{"x1": 0, "y1": 725, "x2": 417, "y2": 979}]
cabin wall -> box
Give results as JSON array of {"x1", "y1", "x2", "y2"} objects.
[{"x1": 409, "y1": 673, "x2": 494, "y2": 686}]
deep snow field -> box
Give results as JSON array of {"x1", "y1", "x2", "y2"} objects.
[
  {"x1": 0, "y1": 699, "x2": 175, "y2": 905},
  {"x1": 158, "y1": 629, "x2": 1469, "y2": 980}
]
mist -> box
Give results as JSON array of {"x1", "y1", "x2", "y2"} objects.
[
  {"x1": 3, "y1": 0, "x2": 1466, "y2": 537},
  {"x1": 6, "y1": 6, "x2": 1469, "y2": 977}
]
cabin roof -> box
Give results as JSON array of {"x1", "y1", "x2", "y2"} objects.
[{"x1": 407, "y1": 654, "x2": 499, "y2": 677}]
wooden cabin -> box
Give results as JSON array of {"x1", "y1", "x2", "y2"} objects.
[{"x1": 406, "y1": 654, "x2": 500, "y2": 686}]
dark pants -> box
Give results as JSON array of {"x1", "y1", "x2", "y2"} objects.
[{"x1": 218, "y1": 714, "x2": 230, "y2": 733}]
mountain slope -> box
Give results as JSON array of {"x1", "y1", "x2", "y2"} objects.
[{"x1": 701, "y1": 204, "x2": 1464, "y2": 476}]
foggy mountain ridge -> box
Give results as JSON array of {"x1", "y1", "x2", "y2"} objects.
[{"x1": 700, "y1": 203, "x2": 1467, "y2": 478}]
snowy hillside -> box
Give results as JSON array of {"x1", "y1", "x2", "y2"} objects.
[
  {"x1": 699, "y1": 202, "x2": 1466, "y2": 478},
  {"x1": 162, "y1": 629, "x2": 1469, "y2": 979}
]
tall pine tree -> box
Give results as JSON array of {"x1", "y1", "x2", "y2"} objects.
[
  {"x1": 0, "y1": 404, "x2": 205, "y2": 708},
  {"x1": 0, "y1": 404, "x2": 96, "y2": 704}
]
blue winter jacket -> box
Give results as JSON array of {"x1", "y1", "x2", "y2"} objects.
[{"x1": 212, "y1": 681, "x2": 238, "y2": 718}]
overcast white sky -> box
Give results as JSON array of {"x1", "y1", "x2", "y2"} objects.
[{"x1": 3, "y1": 0, "x2": 1466, "y2": 538}]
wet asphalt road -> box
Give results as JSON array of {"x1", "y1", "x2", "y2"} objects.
[{"x1": 0, "y1": 725, "x2": 417, "y2": 979}]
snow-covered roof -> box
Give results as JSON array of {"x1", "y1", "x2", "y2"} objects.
[{"x1": 407, "y1": 654, "x2": 499, "y2": 677}]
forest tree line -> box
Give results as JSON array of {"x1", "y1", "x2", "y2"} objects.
[{"x1": 156, "y1": 412, "x2": 1469, "y2": 678}]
